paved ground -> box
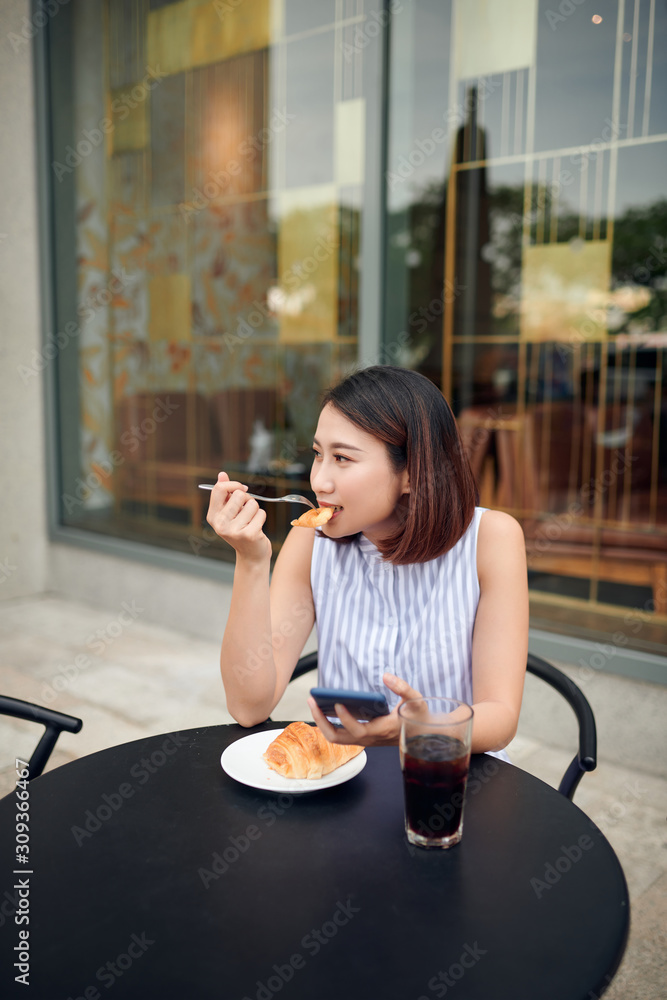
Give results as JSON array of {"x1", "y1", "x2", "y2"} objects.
[{"x1": 0, "y1": 594, "x2": 665, "y2": 998}]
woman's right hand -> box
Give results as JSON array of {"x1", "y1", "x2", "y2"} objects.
[{"x1": 206, "y1": 472, "x2": 272, "y2": 563}]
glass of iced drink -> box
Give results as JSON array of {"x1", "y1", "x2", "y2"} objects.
[{"x1": 398, "y1": 697, "x2": 474, "y2": 849}]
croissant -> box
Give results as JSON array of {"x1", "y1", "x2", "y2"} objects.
[
  {"x1": 263, "y1": 722, "x2": 364, "y2": 779},
  {"x1": 290, "y1": 507, "x2": 334, "y2": 528}
]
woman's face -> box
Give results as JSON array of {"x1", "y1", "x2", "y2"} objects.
[{"x1": 310, "y1": 403, "x2": 409, "y2": 544}]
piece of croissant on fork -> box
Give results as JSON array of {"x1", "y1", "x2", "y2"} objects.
[{"x1": 263, "y1": 722, "x2": 364, "y2": 779}]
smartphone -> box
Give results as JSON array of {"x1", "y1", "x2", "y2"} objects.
[{"x1": 310, "y1": 686, "x2": 390, "y2": 722}]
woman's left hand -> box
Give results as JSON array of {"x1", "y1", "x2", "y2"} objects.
[{"x1": 306, "y1": 673, "x2": 423, "y2": 747}]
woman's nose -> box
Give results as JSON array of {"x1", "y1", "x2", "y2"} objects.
[{"x1": 311, "y1": 462, "x2": 333, "y2": 494}]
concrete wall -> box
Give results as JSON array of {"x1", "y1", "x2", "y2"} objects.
[
  {"x1": 48, "y1": 542, "x2": 236, "y2": 643},
  {"x1": 0, "y1": 0, "x2": 49, "y2": 601}
]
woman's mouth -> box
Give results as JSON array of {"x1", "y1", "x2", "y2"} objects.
[{"x1": 318, "y1": 503, "x2": 343, "y2": 517}]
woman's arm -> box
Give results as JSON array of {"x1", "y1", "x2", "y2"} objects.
[
  {"x1": 207, "y1": 473, "x2": 315, "y2": 726},
  {"x1": 470, "y1": 509, "x2": 528, "y2": 753},
  {"x1": 308, "y1": 510, "x2": 528, "y2": 751}
]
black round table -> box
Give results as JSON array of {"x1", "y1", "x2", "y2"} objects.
[{"x1": 0, "y1": 724, "x2": 628, "y2": 1000}]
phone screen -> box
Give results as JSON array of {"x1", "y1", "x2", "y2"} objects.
[{"x1": 310, "y1": 687, "x2": 390, "y2": 721}]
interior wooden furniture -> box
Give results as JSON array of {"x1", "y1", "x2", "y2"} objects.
[
  {"x1": 114, "y1": 388, "x2": 281, "y2": 528},
  {"x1": 114, "y1": 392, "x2": 212, "y2": 526},
  {"x1": 458, "y1": 400, "x2": 667, "y2": 614}
]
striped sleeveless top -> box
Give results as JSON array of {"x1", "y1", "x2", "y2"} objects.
[{"x1": 310, "y1": 508, "x2": 486, "y2": 709}]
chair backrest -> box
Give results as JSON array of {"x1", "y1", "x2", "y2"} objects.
[
  {"x1": 114, "y1": 392, "x2": 212, "y2": 465},
  {"x1": 0, "y1": 697, "x2": 83, "y2": 781},
  {"x1": 208, "y1": 388, "x2": 281, "y2": 464},
  {"x1": 525, "y1": 653, "x2": 597, "y2": 799},
  {"x1": 291, "y1": 651, "x2": 597, "y2": 800}
]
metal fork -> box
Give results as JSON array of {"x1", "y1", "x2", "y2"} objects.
[{"x1": 198, "y1": 485, "x2": 316, "y2": 509}]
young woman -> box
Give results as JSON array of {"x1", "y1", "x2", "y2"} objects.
[{"x1": 206, "y1": 366, "x2": 528, "y2": 755}]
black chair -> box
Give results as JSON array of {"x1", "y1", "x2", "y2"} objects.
[
  {"x1": 525, "y1": 652, "x2": 597, "y2": 799},
  {"x1": 0, "y1": 696, "x2": 83, "y2": 781},
  {"x1": 291, "y1": 650, "x2": 597, "y2": 801}
]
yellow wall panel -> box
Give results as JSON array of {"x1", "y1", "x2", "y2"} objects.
[
  {"x1": 221, "y1": 0, "x2": 270, "y2": 59},
  {"x1": 521, "y1": 240, "x2": 611, "y2": 343},
  {"x1": 147, "y1": 1, "x2": 270, "y2": 79},
  {"x1": 191, "y1": 0, "x2": 270, "y2": 68},
  {"x1": 520, "y1": 240, "x2": 611, "y2": 343},
  {"x1": 110, "y1": 89, "x2": 148, "y2": 153},
  {"x1": 149, "y1": 275, "x2": 192, "y2": 342},
  {"x1": 190, "y1": 3, "x2": 227, "y2": 68},
  {"x1": 147, "y1": 2, "x2": 193, "y2": 77},
  {"x1": 277, "y1": 190, "x2": 339, "y2": 343}
]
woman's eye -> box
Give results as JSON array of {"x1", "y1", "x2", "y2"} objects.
[{"x1": 310, "y1": 448, "x2": 349, "y2": 462}]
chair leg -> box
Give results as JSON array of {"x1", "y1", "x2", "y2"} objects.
[{"x1": 28, "y1": 727, "x2": 60, "y2": 781}]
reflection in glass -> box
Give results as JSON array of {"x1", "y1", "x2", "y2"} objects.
[
  {"x1": 51, "y1": 0, "x2": 375, "y2": 563},
  {"x1": 386, "y1": 0, "x2": 667, "y2": 632}
]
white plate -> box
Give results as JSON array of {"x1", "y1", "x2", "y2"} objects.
[{"x1": 220, "y1": 729, "x2": 367, "y2": 794}]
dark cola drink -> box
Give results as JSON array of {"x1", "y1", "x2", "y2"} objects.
[{"x1": 401, "y1": 733, "x2": 470, "y2": 848}]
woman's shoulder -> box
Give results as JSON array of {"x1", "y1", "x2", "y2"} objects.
[
  {"x1": 476, "y1": 509, "x2": 526, "y2": 579},
  {"x1": 477, "y1": 508, "x2": 525, "y2": 542}
]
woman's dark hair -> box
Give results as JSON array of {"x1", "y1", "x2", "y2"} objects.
[{"x1": 320, "y1": 365, "x2": 478, "y2": 564}]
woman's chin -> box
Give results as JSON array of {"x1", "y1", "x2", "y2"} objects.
[{"x1": 321, "y1": 514, "x2": 349, "y2": 537}]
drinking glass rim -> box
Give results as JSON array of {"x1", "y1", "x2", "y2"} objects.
[{"x1": 398, "y1": 696, "x2": 474, "y2": 723}]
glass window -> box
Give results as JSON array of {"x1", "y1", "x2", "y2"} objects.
[
  {"x1": 48, "y1": 0, "x2": 379, "y2": 564},
  {"x1": 385, "y1": 0, "x2": 667, "y2": 649},
  {"x1": 44, "y1": 0, "x2": 666, "y2": 651}
]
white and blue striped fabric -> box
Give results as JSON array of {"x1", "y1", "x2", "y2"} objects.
[{"x1": 310, "y1": 507, "x2": 510, "y2": 760}]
